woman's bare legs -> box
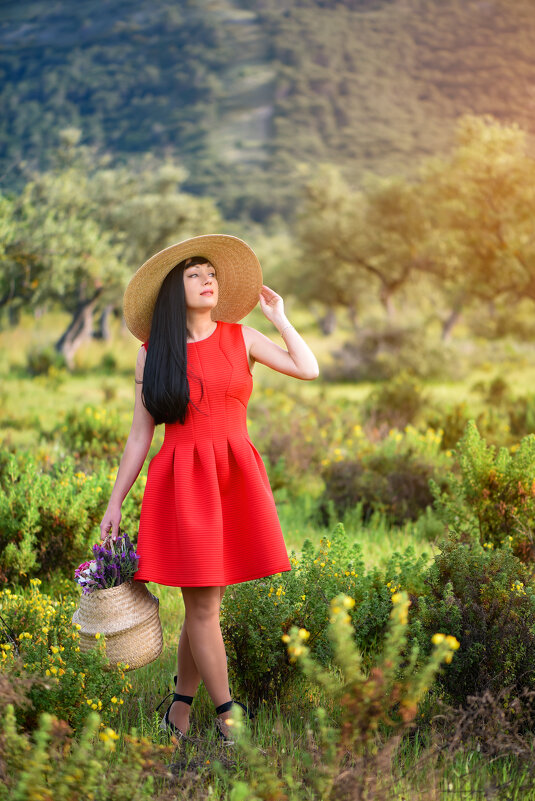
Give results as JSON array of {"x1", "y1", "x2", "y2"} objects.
[{"x1": 168, "y1": 585, "x2": 227, "y2": 733}]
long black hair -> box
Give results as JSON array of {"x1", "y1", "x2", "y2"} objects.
[{"x1": 141, "y1": 257, "x2": 207, "y2": 425}]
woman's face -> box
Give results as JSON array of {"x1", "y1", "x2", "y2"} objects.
[{"x1": 183, "y1": 261, "x2": 218, "y2": 312}]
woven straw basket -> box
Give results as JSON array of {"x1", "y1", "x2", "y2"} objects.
[{"x1": 72, "y1": 580, "x2": 163, "y2": 671}]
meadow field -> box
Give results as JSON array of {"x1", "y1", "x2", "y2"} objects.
[
  {"x1": 3, "y1": 0, "x2": 535, "y2": 795},
  {"x1": 3, "y1": 307, "x2": 535, "y2": 801}
]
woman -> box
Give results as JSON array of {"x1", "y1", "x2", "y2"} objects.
[{"x1": 99, "y1": 234, "x2": 319, "y2": 744}]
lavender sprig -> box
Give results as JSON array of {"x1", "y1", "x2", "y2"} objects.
[{"x1": 74, "y1": 532, "x2": 140, "y2": 594}]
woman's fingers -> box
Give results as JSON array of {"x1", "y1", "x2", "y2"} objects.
[
  {"x1": 260, "y1": 285, "x2": 281, "y2": 305},
  {"x1": 100, "y1": 512, "x2": 120, "y2": 541}
]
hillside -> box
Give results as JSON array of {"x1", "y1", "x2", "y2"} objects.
[{"x1": 1, "y1": 0, "x2": 535, "y2": 219}]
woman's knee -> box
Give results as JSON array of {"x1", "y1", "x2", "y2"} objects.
[{"x1": 182, "y1": 586, "x2": 222, "y2": 624}]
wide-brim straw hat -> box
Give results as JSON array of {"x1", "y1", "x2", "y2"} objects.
[{"x1": 123, "y1": 234, "x2": 263, "y2": 342}]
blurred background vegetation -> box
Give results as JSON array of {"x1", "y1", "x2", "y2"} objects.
[{"x1": 2, "y1": 0, "x2": 535, "y2": 370}]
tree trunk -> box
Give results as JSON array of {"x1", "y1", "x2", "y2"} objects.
[
  {"x1": 95, "y1": 303, "x2": 114, "y2": 341},
  {"x1": 379, "y1": 286, "x2": 396, "y2": 320},
  {"x1": 441, "y1": 306, "x2": 463, "y2": 342},
  {"x1": 319, "y1": 307, "x2": 337, "y2": 335},
  {"x1": 347, "y1": 304, "x2": 359, "y2": 330},
  {"x1": 56, "y1": 290, "x2": 102, "y2": 369}
]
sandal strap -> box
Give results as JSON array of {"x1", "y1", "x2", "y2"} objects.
[
  {"x1": 156, "y1": 691, "x2": 173, "y2": 712},
  {"x1": 156, "y1": 690, "x2": 194, "y2": 712},
  {"x1": 215, "y1": 700, "x2": 234, "y2": 715},
  {"x1": 173, "y1": 692, "x2": 194, "y2": 705}
]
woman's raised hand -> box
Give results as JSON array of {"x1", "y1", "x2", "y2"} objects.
[
  {"x1": 258, "y1": 285, "x2": 285, "y2": 327},
  {"x1": 99, "y1": 504, "x2": 122, "y2": 542}
]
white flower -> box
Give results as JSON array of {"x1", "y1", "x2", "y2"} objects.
[{"x1": 89, "y1": 561, "x2": 98, "y2": 573}]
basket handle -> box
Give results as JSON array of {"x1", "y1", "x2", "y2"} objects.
[{"x1": 101, "y1": 530, "x2": 119, "y2": 551}]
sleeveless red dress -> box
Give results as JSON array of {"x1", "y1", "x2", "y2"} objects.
[{"x1": 133, "y1": 320, "x2": 291, "y2": 587}]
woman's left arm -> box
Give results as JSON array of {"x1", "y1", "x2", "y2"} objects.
[{"x1": 242, "y1": 285, "x2": 320, "y2": 380}]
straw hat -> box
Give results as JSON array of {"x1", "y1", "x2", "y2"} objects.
[{"x1": 123, "y1": 234, "x2": 263, "y2": 342}]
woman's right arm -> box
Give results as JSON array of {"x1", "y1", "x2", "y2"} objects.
[{"x1": 100, "y1": 346, "x2": 155, "y2": 541}]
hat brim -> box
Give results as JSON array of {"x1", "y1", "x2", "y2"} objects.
[{"x1": 123, "y1": 234, "x2": 263, "y2": 342}]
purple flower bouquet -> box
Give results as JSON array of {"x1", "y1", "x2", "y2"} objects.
[{"x1": 74, "y1": 532, "x2": 140, "y2": 595}]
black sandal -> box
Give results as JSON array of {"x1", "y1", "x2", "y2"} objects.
[
  {"x1": 156, "y1": 686, "x2": 194, "y2": 741},
  {"x1": 215, "y1": 699, "x2": 236, "y2": 745},
  {"x1": 166, "y1": 674, "x2": 255, "y2": 720}
]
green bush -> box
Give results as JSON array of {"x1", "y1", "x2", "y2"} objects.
[
  {"x1": 410, "y1": 537, "x2": 535, "y2": 707},
  {"x1": 363, "y1": 371, "x2": 429, "y2": 429},
  {"x1": 26, "y1": 345, "x2": 66, "y2": 377},
  {"x1": 220, "y1": 523, "x2": 429, "y2": 707},
  {"x1": 426, "y1": 402, "x2": 472, "y2": 452},
  {"x1": 0, "y1": 579, "x2": 132, "y2": 732},
  {"x1": 0, "y1": 448, "x2": 145, "y2": 583},
  {"x1": 99, "y1": 352, "x2": 118, "y2": 373},
  {"x1": 248, "y1": 388, "x2": 361, "y2": 498},
  {"x1": 324, "y1": 327, "x2": 459, "y2": 381},
  {"x1": 320, "y1": 426, "x2": 451, "y2": 524},
  {"x1": 56, "y1": 405, "x2": 129, "y2": 463},
  {"x1": 0, "y1": 706, "x2": 174, "y2": 801},
  {"x1": 321, "y1": 452, "x2": 435, "y2": 524},
  {"x1": 471, "y1": 375, "x2": 511, "y2": 408},
  {"x1": 431, "y1": 420, "x2": 535, "y2": 560},
  {"x1": 508, "y1": 393, "x2": 535, "y2": 438},
  {"x1": 227, "y1": 592, "x2": 459, "y2": 801}
]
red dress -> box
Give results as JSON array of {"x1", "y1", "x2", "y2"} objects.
[{"x1": 133, "y1": 320, "x2": 291, "y2": 587}]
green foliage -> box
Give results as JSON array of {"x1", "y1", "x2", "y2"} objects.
[
  {"x1": 0, "y1": 580, "x2": 132, "y2": 732},
  {"x1": 427, "y1": 402, "x2": 471, "y2": 452},
  {"x1": 248, "y1": 387, "x2": 360, "y2": 498},
  {"x1": 320, "y1": 425, "x2": 450, "y2": 524},
  {"x1": 411, "y1": 537, "x2": 535, "y2": 706},
  {"x1": 221, "y1": 522, "x2": 429, "y2": 707},
  {"x1": 431, "y1": 420, "x2": 535, "y2": 560},
  {"x1": 2, "y1": 140, "x2": 222, "y2": 365},
  {"x1": 0, "y1": 705, "x2": 174, "y2": 801},
  {"x1": 0, "y1": 448, "x2": 144, "y2": 584},
  {"x1": 508, "y1": 394, "x2": 535, "y2": 439},
  {"x1": 472, "y1": 375, "x2": 511, "y2": 408},
  {"x1": 325, "y1": 325, "x2": 457, "y2": 381},
  {"x1": 225, "y1": 591, "x2": 458, "y2": 801},
  {"x1": 56, "y1": 405, "x2": 129, "y2": 463},
  {"x1": 221, "y1": 523, "x2": 363, "y2": 706},
  {"x1": 364, "y1": 371, "x2": 428, "y2": 429},
  {"x1": 4, "y1": 0, "x2": 535, "y2": 223},
  {"x1": 25, "y1": 345, "x2": 67, "y2": 377},
  {"x1": 321, "y1": 455, "x2": 435, "y2": 524}
]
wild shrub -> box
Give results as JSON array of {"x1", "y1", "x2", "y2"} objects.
[
  {"x1": 248, "y1": 388, "x2": 360, "y2": 497},
  {"x1": 56, "y1": 405, "x2": 129, "y2": 463},
  {"x1": 99, "y1": 351, "x2": 118, "y2": 373},
  {"x1": 471, "y1": 375, "x2": 511, "y2": 408},
  {"x1": 324, "y1": 326, "x2": 457, "y2": 381},
  {"x1": 320, "y1": 426, "x2": 450, "y2": 524},
  {"x1": 363, "y1": 371, "x2": 428, "y2": 430},
  {"x1": 26, "y1": 345, "x2": 66, "y2": 377},
  {"x1": 225, "y1": 592, "x2": 459, "y2": 801},
  {"x1": 322, "y1": 453, "x2": 435, "y2": 524},
  {"x1": 410, "y1": 536, "x2": 535, "y2": 706},
  {"x1": 430, "y1": 420, "x2": 535, "y2": 560},
  {"x1": 508, "y1": 393, "x2": 535, "y2": 438},
  {"x1": 426, "y1": 401, "x2": 472, "y2": 452},
  {"x1": 0, "y1": 707, "x2": 175, "y2": 801},
  {"x1": 221, "y1": 523, "x2": 429, "y2": 708},
  {"x1": 0, "y1": 579, "x2": 132, "y2": 732},
  {"x1": 0, "y1": 448, "x2": 145, "y2": 583}
]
